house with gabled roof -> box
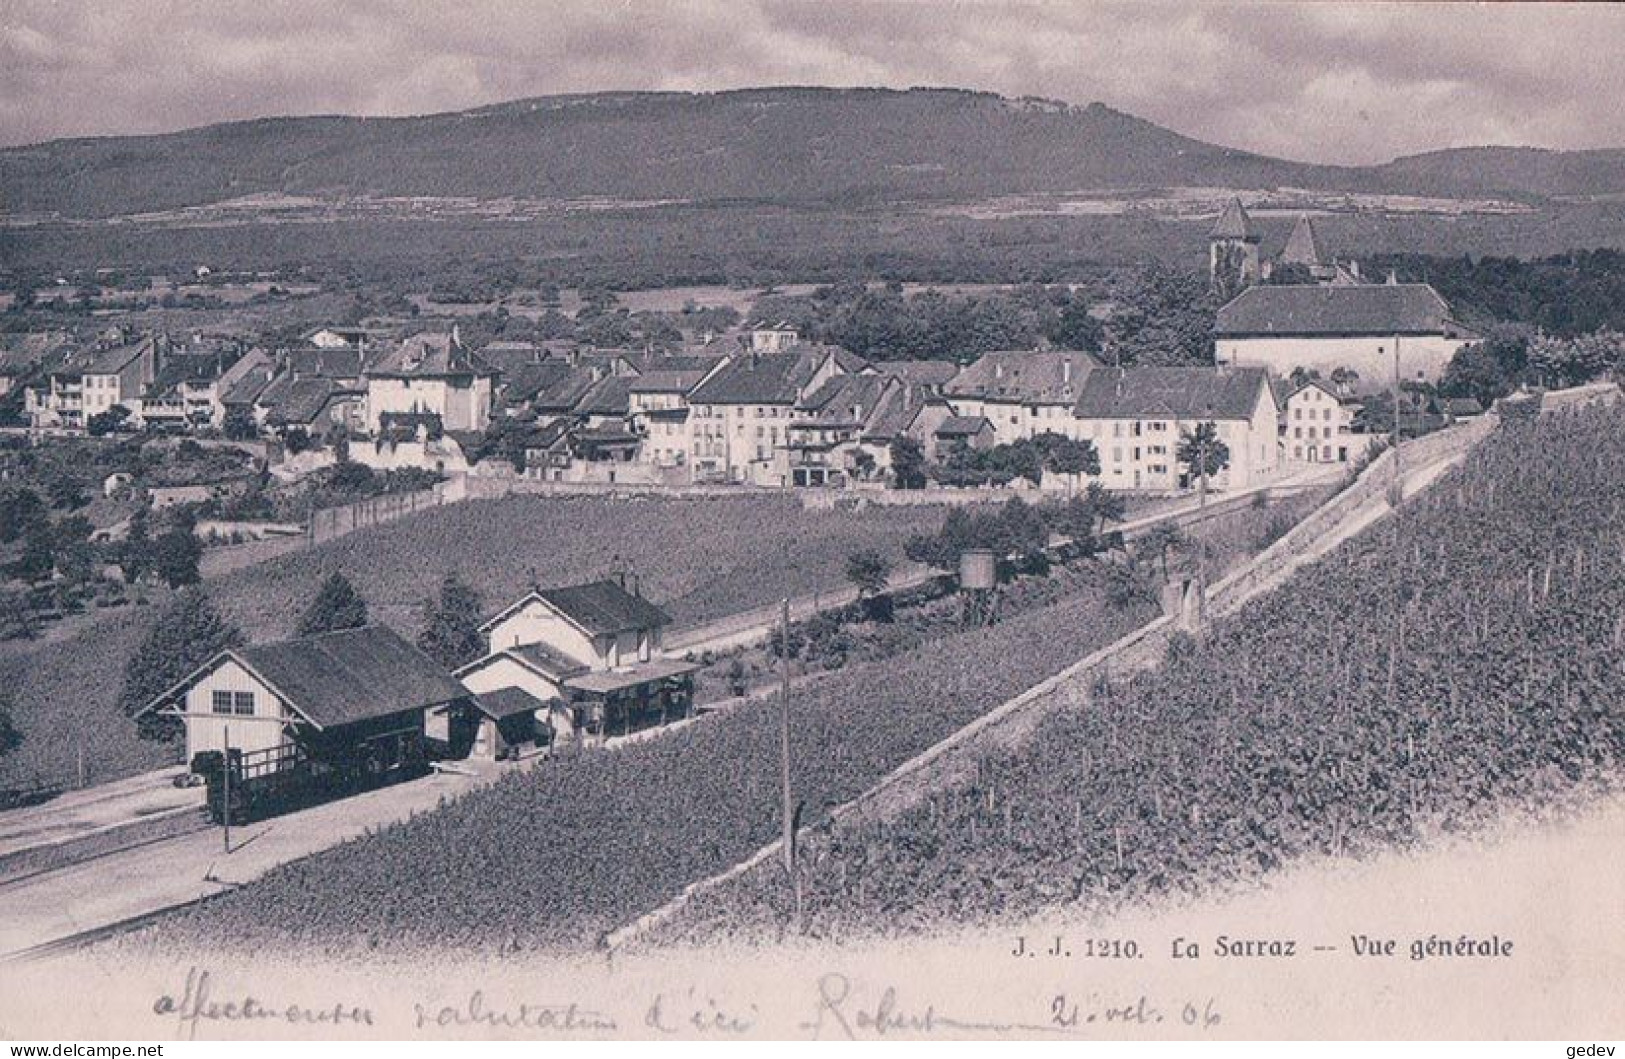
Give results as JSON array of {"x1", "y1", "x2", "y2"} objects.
[
  {"x1": 29, "y1": 334, "x2": 160, "y2": 431},
  {"x1": 1070, "y1": 366, "x2": 1280, "y2": 491},
  {"x1": 363, "y1": 330, "x2": 497, "y2": 435},
  {"x1": 1282, "y1": 377, "x2": 1362, "y2": 464},
  {"x1": 1214, "y1": 281, "x2": 1478, "y2": 385},
  {"x1": 685, "y1": 344, "x2": 864, "y2": 485},
  {"x1": 941, "y1": 349, "x2": 1099, "y2": 445},
  {"x1": 134, "y1": 624, "x2": 473, "y2": 769},
  {"x1": 455, "y1": 577, "x2": 698, "y2": 754}
]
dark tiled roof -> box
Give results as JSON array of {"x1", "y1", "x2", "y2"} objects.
[
  {"x1": 51, "y1": 336, "x2": 154, "y2": 377},
  {"x1": 477, "y1": 342, "x2": 547, "y2": 377},
  {"x1": 287, "y1": 346, "x2": 368, "y2": 380},
  {"x1": 530, "y1": 367, "x2": 600, "y2": 411},
  {"x1": 628, "y1": 368, "x2": 709, "y2": 393},
  {"x1": 500, "y1": 361, "x2": 573, "y2": 404},
  {"x1": 222, "y1": 361, "x2": 278, "y2": 406},
  {"x1": 536, "y1": 579, "x2": 672, "y2": 636},
  {"x1": 573, "y1": 375, "x2": 632, "y2": 417},
  {"x1": 871, "y1": 360, "x2": 959, "y2": 388},
  {"x1": 1214, "y1": 283, "x2": 1469, "y2": 337},
  {"x1": 237, "y1": 625, "x2": 466, "y2": 729},
  {"x1": 943, "y1": 350, "x2": 1099, "y2": 404},
  {"x1": 797, "y1": 373, "x2": 892, "y2": 427},
  {"x1": 474, "y1": 686, "x2": 555, "y2": 720},
  {"x1": 1211, "y1": 198, "x2": 1258, "y2": 241},
  {"x1": 368, "y1": 332, "x2": 495, "y2": 378},
  {"x1": 936, "y1": 415, "x2": 992, "y2": 437},
  {"x1": 1072, "y1": 367, "x2": 1272, "y2": 420},
  {"x1": 687, "y1": 346, "x2": 840, "y2": 405},
  {"x1": 260, "y1": 376, "x2": 356, "y2": 425}
]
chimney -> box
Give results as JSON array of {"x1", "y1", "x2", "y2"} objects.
[
  {"x1": 451, "y1": 323, "x2": 462, "y2": 348},
  {"x1": 994, "y1": 363, "x2": 1004, "y2": 380},
  {"x1": 1062, "y1": 359, "x2": 1072, "y2": 385}
]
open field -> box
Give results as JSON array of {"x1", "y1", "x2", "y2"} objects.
[
  {"x1": 647, "y1": 404, "x2": 1625, "y2": 946},
  {"x1": 0, "y1": 495, "x2": 943, "y2": 790}
]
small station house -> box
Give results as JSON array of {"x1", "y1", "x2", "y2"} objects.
[
  {"x1": 136, "y1": 625, "x2": 475, "y2": 819},
  {"x1": 449, "y1": 576, "x2": 699, "y2": 758}
]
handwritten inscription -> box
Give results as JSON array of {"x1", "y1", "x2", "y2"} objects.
[
  {"x1": 413, "y1": 990, "x2": 617, "y2": 1034},
  {"x1": 152, "y1": 967, "x2": 374, "y2": 1039}
]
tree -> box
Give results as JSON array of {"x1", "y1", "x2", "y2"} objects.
[
  {"x1": 222, "y1": 405, "x2": 259, "y2": 441},
  {"x1": 1177, "y1": 422, "x2": 1231, "y2": 497},
  {"x1": 1085, "y1": 481, "x2": 1126, "y2": 538},
  {"x1": 119, "y1": 589, "x2": 245, "y2": 743},
  {"x1": 993, "y1": 497, "x2": 1049, "y2": 564},
  {"x1": 1288, "y1": 366, "x2": 1322, "y2": 391},
  {"x1": 1106, "y1": 266, "x2": 1218, "y2": 367},
  {"x1": 417, "y1": 573, "x2": 485, "y2": 670},
  {"x1": 0, "y1": 487, "x2": 47, "y2": 543},
  {"x1": 1035, "y1": 432, "x2": 1100, "y2": 489},
  {"x1": 151, "y1": 525, "x2": 202, "y2": 587},
  {"x1": 87, "y1": 404, "x2": 132, "y2": 437},
  {"x1": 1526, "y1": 329, "x2": 1625, "y2": 389},
  {"x1": 282, "y1": 427, "x2": 312, "y2": 455},
  {"x1": 1134, "y1": 522, "x2": 1189, "y2": 581},
  {"x1": 1265, "y1": 262, "x2": 1315, "y2": 286},
  {"x1": 297, "y1": 572, "x2": 370, "y2": 636},
  {"x1": 0, "y1": 691, "x2": 21, "y2": 758},
  {"x1": 845, "y1": 549, "x2": 893, "y2": 621},
  {"x1": 889, "y1": 436, "x2": 926, "y2": 490},
  {"x1": 1440, "y1": 327, "x2": 1527, "y2": 405}
]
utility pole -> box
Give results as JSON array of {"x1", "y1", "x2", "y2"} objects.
[
  {"x1": 221, "y1": 724, "x2": 231, "y2": 855},
  {"x1": 1390, "y1": 334, "x2": 1403, "y2": 503},
  {"x1": 779, "y1": 597, "x2": 794, "y2": 877}
]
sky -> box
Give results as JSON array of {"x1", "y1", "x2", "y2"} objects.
[{"x1": 2, "y1": 1, "x2": 1624, "y2": 163}]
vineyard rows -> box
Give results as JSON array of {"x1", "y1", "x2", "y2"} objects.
[
  {"x1": 130, "y1": 570, "x2": 1160, "y2": 956},
  {"x1": 652, "y1": 404, "x2": 1625, "y2": 945}
]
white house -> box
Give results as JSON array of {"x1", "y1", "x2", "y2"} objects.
[
  {"x1": 448, "y1": 578, "x2": 698, "y2": 757},
  {"x1": 1283, "y1": 379, "x2": 1361, "y2": 464},
  {"x1": 363, "y1": 331, "x2": 496, "y2": 435},
  {"x1": 1069, "y1": 366, "x2": 1281, "y2": 491},
  {"x1": 941, "y1": 350, "x2": 1100, "y2": 445},
  {"x1": 684, "y1": 345, "x2": 864, "y2": 486}
]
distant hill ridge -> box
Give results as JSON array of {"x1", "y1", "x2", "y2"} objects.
[{"x1": 3, "y1": 85, "x2": 1624, "y2": 219}]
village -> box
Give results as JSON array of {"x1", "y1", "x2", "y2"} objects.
[{"x1": 4, "y1": 205, "x2": 1487, "y2": 500}]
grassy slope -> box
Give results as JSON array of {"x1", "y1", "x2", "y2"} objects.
[{"x1": 0, "y1": 494, "x2": 941, "y2": 788}]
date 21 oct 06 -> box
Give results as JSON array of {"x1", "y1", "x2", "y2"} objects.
[{"x1": 1013, "y1": 935, "x2": 1145, "y2": 959}]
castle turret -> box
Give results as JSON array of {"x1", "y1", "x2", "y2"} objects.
[{"x1": 1209, "y1": 197, "x2": 1261, "y2": 297}]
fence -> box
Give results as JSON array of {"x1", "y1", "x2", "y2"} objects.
[{"x1": 304, "y1": 478, "x2": 465, "y2": 546}]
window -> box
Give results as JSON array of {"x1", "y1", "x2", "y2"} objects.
[
  {"x1": 233, "y1": 691, "x2": 255, "y2": 716},
  {"x1": 1294, "y1": 427, "x2": 1302, "y2": 439},
  {"x1": 1323, "y1": 445, "x2": 1333, "y2": 461},
  {"x1": 1294, "y1": 408, "x2": 1302, "y2": 420},
  {"x1": 212, "y1": 691, "x2": 233, "y2": 715},
  {"x1": 1323, "y1": 409, "x2": 1332, "y2": 421}
]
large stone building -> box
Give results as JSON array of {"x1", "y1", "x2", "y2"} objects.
[{"x1": 1214, "y1": 282, "x2": 1478, "y2": 386}]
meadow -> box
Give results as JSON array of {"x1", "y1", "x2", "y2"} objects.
[{"x1": 0, "y1": 494, "x2": 943, "y2": 789}]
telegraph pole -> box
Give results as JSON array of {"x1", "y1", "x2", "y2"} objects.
[
  {"x1": 1391, "y1": 334, "x2": 1403, "y2": 502},
  {"x1": 221, "y1": 724, "x2": 231, "y2": 854},
  {"x1": 779, "y1": 597, "x2": 794, "y2": 875}
]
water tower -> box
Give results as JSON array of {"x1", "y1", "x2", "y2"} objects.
[{"x1": 960, "y1": 548, "x2": 999, "y2": 627}]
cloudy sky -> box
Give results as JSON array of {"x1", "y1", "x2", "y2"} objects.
[{"x1": 3, "y1": 1, "x2": 1623, "y2": 163}]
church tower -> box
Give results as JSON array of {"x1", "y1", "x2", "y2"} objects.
[{"x1": 1210, "y1": 197, "x2": 1261, "y2": 298}]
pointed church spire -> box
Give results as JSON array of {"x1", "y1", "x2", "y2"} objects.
[
  {"x1": 1211, "y1": 197, "x2": 1258, "y2": 243},
  {"x1": 1281, "y1": 214, "x2": 1325, "y2": 267}
]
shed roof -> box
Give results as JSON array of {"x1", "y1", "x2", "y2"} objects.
[
  {"x1": 563, "y1": 658, "x2": 700, "y2": 695},
  {"x1": 474, "y1": 686, "x2": 556, "y2": 720}
]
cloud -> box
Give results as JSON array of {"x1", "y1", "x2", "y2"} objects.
[{"x1": 0, "y1": 0, "x2": 1622, "y2": 163}]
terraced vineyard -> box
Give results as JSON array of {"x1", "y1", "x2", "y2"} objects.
[
  {"x1": 653, "y1": 403, "x2": 1625, "y2": 945},
  {"x1": 0, "y1": 495, "x2": 943, "y2": 789}
]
